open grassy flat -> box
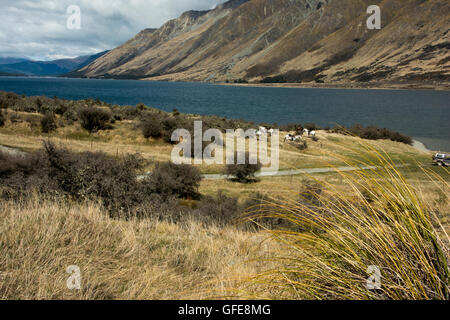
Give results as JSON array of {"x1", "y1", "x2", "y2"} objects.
[
  {"x1": 0, "y1": 108, "x2": 445, "y2": 202},
  {"x1": 0, "y1": 108, "x2": 432, "y2": 174}
]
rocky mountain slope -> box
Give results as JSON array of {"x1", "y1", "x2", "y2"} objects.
[{"x1": 75, "y1": 0, "x2": 449, "y2": 87}]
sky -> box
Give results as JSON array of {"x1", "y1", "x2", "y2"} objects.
[{"x1": 0, "y1": 0, "x2": 225, "y2": 61}]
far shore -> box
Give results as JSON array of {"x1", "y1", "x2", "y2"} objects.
[
  {"x1": 140, "y1": 76, "x2": 450, "y2": 91},
  {"x1": 215, "y1": 81, "x2": 450, "y2": 91},
  {"x1": 2, "y1": 75, "x2": 449, "y2": 91}
]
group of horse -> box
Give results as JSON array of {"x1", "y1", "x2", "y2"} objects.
[
  {"x1": 284, "y1": 129, "x2": 316, "y2": 143},
  {"x1": 253, "y1": 126, "x2": 316, "y2": 143}
]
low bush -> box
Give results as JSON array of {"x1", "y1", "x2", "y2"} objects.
[
  {"x1": 110, "y1": 105, "x2": 141, "y2": 120},
  {"x1": 304, "y1": 123, "x2": 318, "y2": 131},
  {"x1": 161, "y1": 116, "x2": 186, "y2": 143},
  {"x1": 279, "y1": 123, "x2": 303, "y2": 133},
  {"x1": 137, "y1": 103, "x2": 146, "y2": 111},
  {"x1": 144, "y1": 161, "x2": 202, "y2": 200},
  {"x1": 197, "y1": 190, "x2": 241, "y2": 226},
  {"x1": 0, "y1": 149, "x2": 52, "y2": 198},
  {"x1": 40, "y1": 113, "x2": 57, "y2": 133},
  {"x1": 0, "y1": 111, "x2": 5, "y2": 127},
  {"x1": 225, "y1": 152, "x2": 262, "y2": 183},
  {"x1": 78, "y1": 107, "x2": 111, "y2": 133},
  {"x1": 332, "y1": 124, "x2": 413, "y2": 145},
  {"x1": 296, "y1": 140, "x2": 308, "y2": 150},
  {"x1": 9, "y1": 113, "x2": 20, "y2": 123},
  {"x1": 42, "y1": 142, "x2": 147, "y2": 214},
  {"x1": 141, "y1": 116, "x2": 163, "y2": 139},
  {"x1": 0, "y1": 142, "x2": 148, "y2": 216}
]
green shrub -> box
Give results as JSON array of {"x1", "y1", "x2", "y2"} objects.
[
  {"x1": 225, "y1": 152, "x2": 262, "y2": 183},
  {"x1": 78, "y1": 107, "x2": 111, "y2": 133}
]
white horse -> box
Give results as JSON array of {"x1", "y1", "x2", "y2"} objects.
[
  {"x1": 303, "y1": 128, "x2": 309, "y2": 136},
  {"x1": 310, "y1": 130, "x2": 316, "y2": 138},
  {"x1": 259, "y1": 126, "x2": 267, "y2": 134},
  {"x1": 284, "y1": 134, "x2": 293, "y2": 142}
]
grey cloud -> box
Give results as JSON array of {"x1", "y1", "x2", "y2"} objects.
[{"x1": 0, "y1": 0, "x2": 225, "y2": 60}]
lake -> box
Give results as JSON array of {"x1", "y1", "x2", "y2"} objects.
[{"x1": 0, "y1": 76, "x2": 449, "y2": 151}]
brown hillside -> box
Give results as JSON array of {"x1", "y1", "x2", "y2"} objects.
[{"x1": 76, "y1": 0, "x2": 450, "y2": 87}]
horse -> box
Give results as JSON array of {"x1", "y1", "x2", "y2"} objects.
[
  {"x1": 256, "y1": 130, "x2": 263, "y2": 138},
  {"x1": 259, "y1": 126, "x2": 268, "y2": 134},
  {"x1": 284, "y1": 134, "x2": 294, "y2": 142}
]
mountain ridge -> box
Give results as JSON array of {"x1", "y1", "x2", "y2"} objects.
[{"x1": 74, "y1": 0, "x2": 449, "y2": 88}]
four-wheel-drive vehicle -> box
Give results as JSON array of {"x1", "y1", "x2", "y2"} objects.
[{"x1": 432, "y1": 153, "x2": 450, "y2": 167}]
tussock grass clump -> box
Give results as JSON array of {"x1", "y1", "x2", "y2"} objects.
[{"x1": 245, "y1": 146, "x2": 449, "y2": 300}]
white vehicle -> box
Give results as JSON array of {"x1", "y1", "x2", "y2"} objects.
[{"x1": 432, "y1": 153, "x2": 450, "y2": 167}]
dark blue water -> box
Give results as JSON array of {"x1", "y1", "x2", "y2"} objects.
[{"x1": 1, "y1": 77, "x2": 449, "y2": 151}]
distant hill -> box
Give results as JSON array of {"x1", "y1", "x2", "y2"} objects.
[
  {"x1": 0, "y1": 71, "x2": 26, "y2": 77},
  {"x1": 0, "y1": 57, "x2": 28, "y2": 65},
  {"x1": 0, "y1": 51, "x2": 109, "y2": 76},
  {"x1": 74, "y1": 0, "x2": 449, "y2": 87}
]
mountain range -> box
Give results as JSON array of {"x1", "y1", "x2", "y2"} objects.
[
  {"x1": 0, "y1": 51, "x2": 109, "y2": 76},
  {"x1": 68, "y1": 0, "x2": 450, "y2": 87}
]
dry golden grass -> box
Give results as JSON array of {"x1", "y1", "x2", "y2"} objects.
[
  {"x1": 0, "y1": 131, "x2": 448, "y2": 299},
  {"x1": 1, "y1": 166, "x2": 447, "y2": 300},
  {"x1": 1, "y1": 110, "x2": 449, "y2": 300},
  {"x1": 0, "y1": 196, "x2": 284, "y2": 300}
]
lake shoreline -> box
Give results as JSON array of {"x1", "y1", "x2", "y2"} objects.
[
  {"x1": 1, "y1": 77, "x2": 449, "y2": 151},
  {"x1": 215, "y1": 81, "x2": 450, "y2": 92},
  {"x1": 3, "y1": 75, "x2": 449, "y2": 92}
]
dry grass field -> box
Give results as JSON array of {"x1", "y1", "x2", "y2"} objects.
[{"x1": 0, "y1": 105, "x2": 448, "y2": 300}]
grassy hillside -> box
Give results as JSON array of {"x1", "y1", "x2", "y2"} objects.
[{"x1": 0, "y1": 92, "x2": 448, "y2": 300}]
